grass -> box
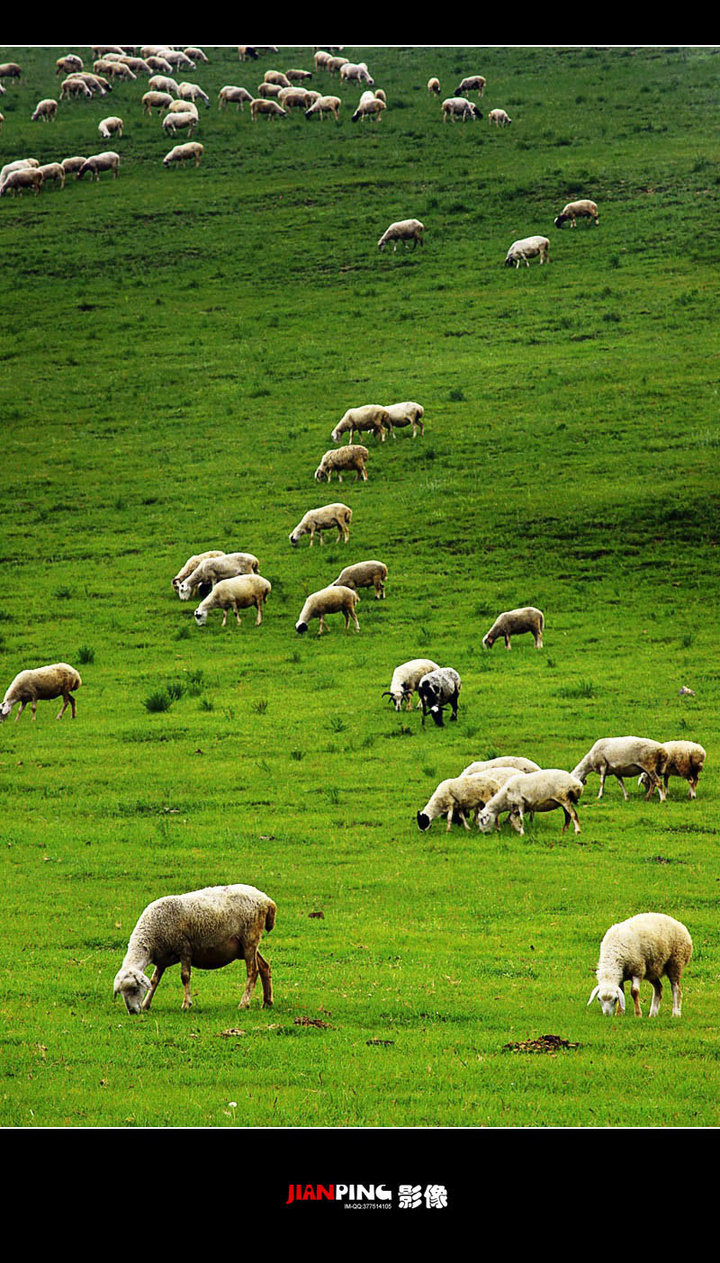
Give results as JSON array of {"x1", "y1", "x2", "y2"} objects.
[{"x1": 1, "y1": 44, "x2": 719, "y2": 1129}]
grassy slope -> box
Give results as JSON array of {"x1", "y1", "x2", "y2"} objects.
[{"x1": 1, "y1": 44, "x2": 719, "y2": 1127}]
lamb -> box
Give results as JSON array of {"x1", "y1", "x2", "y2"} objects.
[
  {"x1": 417, "y1": 766, "x2": 521, "y2": 833},
  {"x1": 488, "y1": 108, "x2": 512, "y2": 126},
  {"x1": 505, "y1": 236, "x2": 550, "y2": 268},
  {"x1": 162, "y1": 111, "x2": 197, "y2": 136},
  {"x1": 163, "y1": 142, "x2": 204, "y2": 169},
  {"x1": 113, "y1": 884, "x2": 276, "y2": 1014},
  {"x1": 640, "y1": 740, "x2": 707, "y2": 800},
  {"x1": 477, "y1": 769, "x2": 584, "y2": 836},
  {"x1": 417, "y1": 667, "x2": 462, "y2": 727},
  {"x1": 193, "y1": 574, "x2": 271, "y2": 628},
  {"x1": 352, "y1": 97, "x2": 386, "y2": 123},
  {"x1": 340, "y1": 61, "x2": 374, "y2": 84},
  {"x1": 250, "y1": 98, "x2": 287, "y2": 121},
  {"x1": 295, "y1": 584, "x2": 360, "y2": 636},
  {"x1": 305, "y1": 95, "x2": 341, "y2": 121},
  {"x1": 314, "y1": 444, "x2": 370, "y2": 484},
  {"x1": 587, "y1": 913, "x2": 692, "y2": 1018},
  {"x1": 0, "y1": 663, "x2": 82, "y2": 722},
  {"x1": 0, "y1": 167, "x2": 44, "y2": 196},
  {"x1": 377, "y1": 219, "x2": 424, "y2": 252},
  {"x1": 98, "y1": 116, "x2": 123, "y2": 139},
  {"x1": 482, "y1": 606, "x2": 545, "y2": 651},
  {"x1": 442, "y1": 97, "x2": 482, "y2": 123},
  {"x1": 289, "y1": 503, "x2": 352, "y2": 547},
  {"x1": 427, "y1": 77, "x2": 441, "y2": 94},
  {"x1": 384, "y1": 401, "x2": 424, "y2": 438},
  {"x1": 31, "y1": 99, "x2": 58, "y2": 123},
  {"x1": 331, "y1": 404, "x2": 392, "y2": 444},
  {"x1": 382, "y1": 659, "x2": 440, "y2": 711},
  {"x1": 178, "y1": 552, "x2": 260, "y2": 600},
  {"x1": 571, "y1": 736, "x2": 667, "y2": 801},
  {"x1": 218, "y1": 85, "x2": 253, "y2": 112},
  {"x1": 455, "y1": 75, "x2": 486, "y2": 96},
  {"x1": 172, "y1": 549, "x2": 225, "y2": 593},
  {"x1": 333, "y1": 560, "x2": 388, "y2": 599},
  {"x1": 178, "y1": 82, "x2": 210, "y2": 107},
  {"x1": 77, "y1": 152, "x2": 120, "y2": 181},
  {"x1": 461, "y1": 756, "x2": 542, "y2": 776},
  {"x1": 554, "y1": 199, "x2": 599, "y2": 229}
]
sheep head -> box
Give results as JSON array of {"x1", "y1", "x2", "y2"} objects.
[
  {"x1": 587, "y1": 984, "x2": 625, "y2": 1017},
  {"x1": 113, "y1": 966, "x2": 152, "y2": 1014},
  {"x1": 193, "y1": 606, "x2": 208, "y2": 626}
]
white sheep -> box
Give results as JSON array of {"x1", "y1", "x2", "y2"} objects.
[
  {"x1": 554, "y1": 199, "x2": 599, "y2": 229},
  {"x1": 60, "y1": 76, "x2": 93, "y2": 99},
  {"x1": 98, "y1": 116, "x2": 123, "y2": 139},
  {"x1": 333, "y1": 560, "x2": 388, "y2": 599},
  {"x1": 148, "y1": 74, "x2": 179, "y2": 95},
  {"x1": 477, "y1": 769, "x2": 584, "y2": 836},
  {"x1": 305, "y1": 95, "x2": 341, "y2": 121},
  {"x1": 314, "y1": 444, "x2": 370, "y2": 484},
  {"x1": 61, "y1": 156, "x2": 87, "y2": 175},
  {"x1": 455, "y1": 75, "x2": 486, "y2": 96},
  {"x1": 77, "y1": 152, "x2": 120, "y2": 181},
  {"x1": 417, "y1": 766, "x2": 521, "y2": 832},
  {"x1": 193, "y1": 574, "x2": 271, "y2": 628},
  {"x1": 57, "y1": 55, "x2": 83, "y2": 75},
  {"x1": 113, "y1": 884, "x2": 276, "y2": 1014},
  {"x1": 163, "y1": 141, "x2": 204, "y2": 168},
  {"x1": 314, "y1": 50, "x2": 332, "y2": 69},
  {"x1": 461, "y1": 756, "x2": 542, "y2": 776},
  {"x1": 482, "y1": 606, "x2": 545, "y2": 651},
  {"x1": 31, "y1": 98, "x2": 58, "y2": 123},
  {"x1": 257, "y1": 82, "x2": 283, "y2": 100},
  {"x1": 263, "y1": 69, "x2": 292, "y2": 87},
  {"x1": 184, "y1": 48, "x2": 209, "y2": 64},
  {"x1": 326, "y1": 57, "x2": 350, "y2": 76},
  {"x1": 504, "y1": 236, "x2": 550, "y2": 268},
  {"x1": 383, "y1": 401, "x2": 424, "y2": 438},
  {"x1": 72, "y1": 72, "x2": 111, "y2": 96},
  {"x1": 0, "y1": 158, "x2": 39, "y2": 187},
  {"x1": 178, "y1": 552, "x2": 260, "y2": 600},
  {"x1": 427, "y1": 77, "x2": 441, "y2": 94},
  {"x1": 383, "y1": 659, "x2": 440, "y2": 711},
  {"x1": 488, "y1": 108, "x2": 512, "y2": 126},
  {"x1": 331, "y1": 404, "x2": 391, "y2": 444},
  {"x1": 352, "y1": 97, "x2": 385, "y2": 123},
  {"x1": 571, "y1": 737, "x2": 667, "y2": 801},
  {"x1": 377, "y1": 219, "x2": 424, "y2": 253},
  {"x1": 278, "y1": 86, "x2": 315, "y2": 112},
  {"x1": 640, "y1": 740, "x2": 707, "y2": 800},
  {"x1": 289, "y1": 503, "x2": 352, "y2": 547},
  {"x1": 286, "y1": 68, "x2": 313, "y2": 83},
  {"x1": 417, "y1": 667, "x2": 462, "y2": 727},
  {"x1": 94, "y1": 59, "x2": 135, "y2": 81},
  {"x1": 442, "y1": 97, "x2": 482, "y2": 123},
  {"x1": 250, "y1": 98, "x2": 287, "y2": 122},
  {"x1": 340, "y1": 61, "x2": 374, "y2": 85},
  {"x1": 587, "y1": 913, "x2": 692, "y2": 1018},
  {"x1": 0, "y1": 167, "x2": 44, "y2": 196},
  {"x1": 162, "y1": 111, "x2": 197, "y2": 136},
  {"x1": 177, "y1": 82, "x2": 210, "y2": 107},
  {"x1": 218, "y1": 85, "x2": 253, "y2": 112},
  {"x1": 167, "y1": 99, "x2": 199, "y2": 118},
  {"x1": 172, "y1": 549, "x2": 225, "y2": 593},
  {"x1": 295, "y1": 584, "x2": 360, "y2": 636},
  {"x1": 0, "y1": 663, "x2": 82, "y2": 722},
  {"x1": 37, "y1": 162, "x2": 66, "y2": 189}
]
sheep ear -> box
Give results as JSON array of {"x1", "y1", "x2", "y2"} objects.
[{"x1": 587, "y1": 986, "x2": 599, "y2": 1006}]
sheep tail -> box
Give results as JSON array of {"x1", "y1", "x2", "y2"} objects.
[{"x1": 265, "y1": 901, "x2": 277, "y2": 933}]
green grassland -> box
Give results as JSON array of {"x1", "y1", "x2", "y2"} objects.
[{"x1": 1, "y1": 44, "x2": 719, "y2": 1128}]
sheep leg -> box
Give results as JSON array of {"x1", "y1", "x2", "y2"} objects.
[
  {"x1": 449, "y1": 694, "x2": 458, "y2": 721},
  {"x1": 615, "y1": 775, "x2": 629, "y2": 800},
  {"x1": 15, "y1": 701, "x2": 27, "y2": 721},
  {"x1": 649, "y1": 979, "x2": 663, "y2": 1017},
  {"x1": 317, "y1": 614, "x2": 326, "y2": 636},
  {"x1": 239, "y1": 946, "x2": 259, "y2": 1008},
  {"x1": 180, "y1": 958, "x2": 193, "y2": 1010},
  {"x1": 561, "y1": 801, "x2": 581, "y2": 835},
  {"x1": 141, "y1": 965, "x2": 165, "y2": 1011},
  {"x1": 509, "y1": 809, "x2": 524, "y2": 835},
  {"x1": 597, "y1": 767, "x2": 607, "y2": 798},
  {"x1": 256, "y1": 950, "x2": 273, "y2": 1007},
  {"x1": 254, "y1": 601, "x2": 263, "y2": 626},
  {"x1": 670, "y1": 980, "x2": 683, "y2": 1016},
  {"x1": 631, "y1": 977, "x2": 642, "y2": 1017},
  {"x1": 504, "y1": 635, "x2": 511, "y2": 650},
  {"x1": 350, "y1": 608, "x2": 360, "y2": 632}
]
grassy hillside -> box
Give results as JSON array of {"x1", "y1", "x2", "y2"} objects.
[{"x1": 1, "y1": 44, "x2": 719, "y2": 1128}]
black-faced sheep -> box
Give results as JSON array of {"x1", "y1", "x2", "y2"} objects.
[
  {"x1": 417, "y1": 766, "x2": 520, "y2": 833},
  {"x1": 417, "y1": 667, "x2": 462, "y2": 727},
  {"x1": 554, "y1": 199, "x2": 599, "y2": 229},
  {"x1": 295, "y1": 584, "x2": 360, "y2": 635}
]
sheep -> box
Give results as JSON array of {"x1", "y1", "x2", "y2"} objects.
[
  {"x1": 61, "y1": 156, "x2": 87, "y2": 175},
  {"x1": 377, "y1": 219, "x2": 424, "y2": 253},
  {"x1": 287, "y1": 68, "x2": 313, "y2": 83},
  {"x1": 417, "y1": 766, "x2": 521, "y2": 833},
  {"x1": 60, "y1": 76, "x2": 93, "y2": 99},
  {"x1": 456, "y1": 75, "x2": 486, "y2": 96},
  {"x1": 352, "y1": 97, "x2": 385, "y2": 123},
  {"x1": 295, "y1": 585, "x2": 360, "y2": 636},
  {"x1": 263, "y1": 69, "x2": 291, "y2": 87},
  {"x1": 31, "y1": 98, "x2": 58, "y2": 123},
  {"x1": 0, "y1": 167, "x2": 44, "y2": 196},
  {"x1": 640, "y1": 740, "x2": 707, "y2": 800},
  {"x1": 289, "y1": 503, "x2": 352, "y2": 547},
  {"x1": 0, "y1": 64, "x2": 22, "y2": 80},
  {"x1": 94, "y1": 59, "x2": 135, "y2": 81},
  {"x1": 148, "y1": 74, "x2": 179, "y2": 95},
  {"x1": 142, "y1": 90, "x2": 174, "y2": 115},
  {"x1": 163, "y1": 142, "x2": 204, "y2": 169},
  {"x1": 314, "y1": 444, "x2": 370, "y2": 484},
  {"x1": 193, "y1": 574, "x2": 271, "y2": 628},
  {"x1": 340, "y1": 62, "x2": 374, "y2": 85},
  {"x1": 162, "y1": 111, "x2": 197, "y2": 137},
  {"x1": 587, "y1": 913, "x2": 692, "y2": 1018},
  {"x1": 0, "y1": 158, "x2": 39, "y2": 183},
  {"x1": 238, "y1": 46, "x2": 260, "y2": 61},
  {"x1": 158, "y1": 49, "x2": 195, "y2": 70},
  {"x1": 314, "y1": 50, "x2": 332, "y2": 69},
  {"x1": 146, "y1": 56, "x2": 174, "y2": 75},
  {"x1": 326, "y1": 56, "x2": 350, "y2": 75},
  {"x1": 554, "y1": 199, "x2": 599, "y2": 229},
  {"x1": 333, "y1": 560, "x2": 388, "y2": 599},
  {"x1": 77, "y1": 152, "x2": 120, "y2": 181},
  {"x1": 57, "y1": 55, "x2": 83, "y2": 75},
  {"x1": 0, "y1": 663, "x2": 82, "y2": 722},
  {"x1": 184, "y1": 48, "x2": 209, "y2": 64},
  {"x1": 384, "y1": 401, "x2": 424, "y2": 438},
  {"x1": 331, "y1": 404, "x2": 391, "y2": 444},
  {"x1": 427, "y1": 77, "x2": 441, "y2": 94},
  {"x1": 478, "y1": 769, "x2": 584, "y2": 836},
  {"x1": 305, "y1": 95, "x2": 341, "y2": 121},
  {"x1": 504, "y1": 236, "x2": 550, "y2": 268},
  {"x1": 113, "y1": 884, "x2": 276, "y2": 1014},
  {"x1": 115, "y1": 56, "x2": 152, "y2": 77},
  {"x1": 178, "y1": 82, "x2": 210, "y2": 107},
  {"x1": 277, "y1": 86, "x2": 315, "y2": 111},
  {"x1": 172, "y1": 549, "x2": 226, "y2": 593},
  {"x1": 461, "y1": 756, "x2": 542, "y2": 776},
  {"x1": 383, "y1": 659, "x2": 440, "y2": 712},
  {"x1": 37, "y1": 162, "x2": 66, "y2": 189},
  {"x1": 167, "y1": 99, "x2": 199, "y2": 118},
  {"x1": 218, "y1": 85, "x2": 253, "y2": 112},
  {"x1": 417, "y1": 667, "x2": 462, "y2": 727},
  {"x1": 250, "y1": 98, "x2": 287, "y2": 122},
  {"x1": 178, "y1": 552, "x2": 261, "y2": 600},
  {"x1": 482, "y1": 606, "x2": 545, "y2": 651},
  {"x1": 571, "y1": 736, "x2": 667, "y2": 801},
  {"x1": 488, "y1": 108, "x2": 512, "y2": 126},
  {"x1": 98, "y1": 116, "x2": 123, "y2": 139},
  {"x1": 71, "y1": 72, "x2": 111, "y2": 96},
  {"x1": 442, "y1": 97, "x2": 482, "y2": 123}
]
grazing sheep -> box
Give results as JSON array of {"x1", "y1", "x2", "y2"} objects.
[
  {"x1": 146, "y1": 56, "x2": 174, "y2": 75},
  {"x1": 352, "y1": 97, "x2": 385, "y2": 123},
  {"x1": 0, "y1": 64, "x2": 22, "y2": 80},
  {"x1": 177, "y1": 82, "x2": 210, "y2": 107},
  {"x1": 61, "y1": 156, "x2": 87, "y2": 175},
  {"x1": 98, "y1": 116, "x2": 123, "y2": 139},
  {"x1": 60, "y1": 76, "x2": 93, "y2": 99},
  {"x1": 95, "y1": 59, "x2": 135, "y2": 81},
  {"x1": 417, "y1": 766, "x2": 520, "y2": 832},
  {"x1": 158, "y1": 49, "x2": 195, "y2": 70},
  {"x1": 295, "y1": 584, "x2": 360, "y2": 636},
  {"x1": 289, "y1": 503, "x2": 352, "y2": 547},
  {"x1": 0, "y1": 167, "x2": 44, "y2": 196},
  {"x1": 331, "y1": 404, "x2": 392, "y2": 444},
  {"x1": 257, "y1": 82, "x2": 283, "y2": 99},
  {"x1": 162, "y1": 111, "x2": 197, "y2": 136},
  {"x1": 148, "y1": 74, "x2": 179, "y2": 95},
  {"x1": 340, "y1": 61, "x2": 374, "y2": 84},
  {"x1": 72, "y1": 72, "x2": 111, "y2": 96},
  {"x1": 456, "y1": 75, "x2": 486, "y2": 96},
  {"x1": 178, "y1": 552, "x2": 260, "y2": 600},
  {"x1": 184, "y1": 48, "x2": 209, "y2": 64},
  {"x1": 383, "y1": 659, "x2": 440, "y2": 711},
  {"x1": 461, "y1": 756, "x2": 542, "y2": 776},
  {"x1": 263, "y1": 69, "x2": 292, "y2": 87},
  {"x1": 417, "y1": 667, "x2": 462, "y2": 728},
  {"x1": 0, "y1": 158, "x2": 39, "y2": 184},
  {"x1": 571, "y1": 736, "x2": 667, "y2": 801},
  {"x1": 314, "y1": 444, "x2": 370, "y2": 484},
  {"x1": 314, "y1": 50, "x2": 332, "y2": 69},
  {"x1": 305, "y1": 95, "x2": 341, "y2": 121},
  {"x1": 77, "y1": 152, "x2": 120, "y2": 181},
  {"x1": 193, "y1": 574, "x2": 271, "y2": 628},
  {"x1": 640, "y1": 740, "x2": 707, "y2": 800},
  {"x1": 287, "y1": 68, "x2": 313, "y2": 83},
  {"x1": 250, "y1": 98, "x2": 287, "y2": 121},
  {"x1": 57, "y1": 55, "x2": 83, "y2": 75},
  {"x1": 378, "y1": 219, "x2": 424, "y2": 253},
  {"x1": 326, "y1": 56, "x2": 350, "y2": 75},
  {"x1": 0, "y1": 663, "x2": 82, "y2": 722},
  {"x1": 218, "y1": 85, "x2": 253, "y2": 111},
  {"x1": 587, "y1": 913, "x2": 692, "y2": 1018},
  {"x1": 427, "y1": 77, "x2": 441, "y2": 94},
  {"x1": 37, "y1": 162, "x2": 66, "y2": 189},
  {"x1": 478, "y1": 769, "x2": 584, "y2": 836},
  {"x1": 554, "y1": 199, "x2": 599, "y2": 229},
  {"x1": 505, "y1": 236, "x2": 550, "y2": 268},
  {"x1": 172, "y1": 549, "x2": 225, "y2": 593},
  {"x1": 113, "y1": 884, "x2": 276, "y2": 1014},
  {"x1": 482, "y1": 607, "x2": 545, "y2": 651},
  {"x1": 442, "y1": 97, "x2": 482, "y2": 123},
  {"x1": 488, "y1": 108, "x2": 512, "y2": 126},
  {"x1": 384, "y1": 401, "x2": 424, "y2": 438},
  {"x1": 333, "y1": 560, "x2": 388, "y2": 599},
  {"x1": 31, "y1": 98, "x2": 58, "y2": 123},
  {"x1": 163, "y1": 141, "x2": 204, "y2": 168}
]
